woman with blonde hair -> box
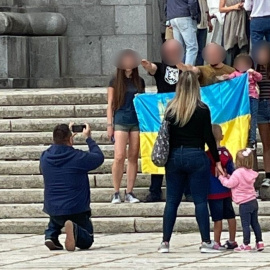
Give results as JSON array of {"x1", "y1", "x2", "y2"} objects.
[{"x1": 158, "y1": 71, "x2": 224, "y2": 253}]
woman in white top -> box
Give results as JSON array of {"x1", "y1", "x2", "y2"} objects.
[{"x1": 244, "y1": 0, "x2": 270, "y2": 47}]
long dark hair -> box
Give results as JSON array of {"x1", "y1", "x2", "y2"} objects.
[
  {"x1": 256, "y1": 43, "x2": 270, "y2": 79},
  {"x1": 112, "y1": 67, "x2": 143, "y2": 111}
]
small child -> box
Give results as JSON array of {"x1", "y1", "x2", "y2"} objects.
[
  {"x1": 207, "y1": 125, "x2": 238, "y2": 250},
  {"x1": 227, "y1": 54, "x2": 262, "y2": 149},
  {"x1": 219, "y1": 148, "x2": 264, "y2": 252}
]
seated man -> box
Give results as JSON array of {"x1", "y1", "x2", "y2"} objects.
[{"x1": 40, "y1": 123, "x2": 104, "y2": 251}]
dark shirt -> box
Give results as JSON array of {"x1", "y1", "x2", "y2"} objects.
[
  {"x1": 40, "y1": 138, "x2": 104, "y2": 216},
  {"x1": 258, "y1": 67, "x2": 270, "y2": 100},
  {"x1": 152, "y1": 62, "x2": 181, "y2": 93},
  {"x1": 167, "y1": 0, "x2": 199, "y2": 21},
  {"x1": 109, "y1": 77, "x2": 145, "y2": 125},
  {"x1": 167, "y1": 104, "x2": 220, "y2": 162}
]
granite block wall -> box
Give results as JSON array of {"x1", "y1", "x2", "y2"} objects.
[{"x1": 0, "y1": 0, "x2": 161, "y2": 88}]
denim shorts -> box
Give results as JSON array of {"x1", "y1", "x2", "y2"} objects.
[
  {"x1": 114, "y1": 124, "x2": 139, "y2": 132},
  {"x1": 208, "y1": 197, "x2": 236, "y2": 222},
  {"x1": 257, "y1": 99, "x2": 270, "y2": 124}
]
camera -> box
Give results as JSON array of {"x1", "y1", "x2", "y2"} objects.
[{"x1": 72, "y1": 125, "x2": 86, "y2": 133}]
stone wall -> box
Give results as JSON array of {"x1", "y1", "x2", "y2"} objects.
[{"x1": 0, "y1": 0, "x2": 161, "y2": 88}]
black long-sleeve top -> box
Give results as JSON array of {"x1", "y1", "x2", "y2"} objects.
[{"x1": 167, "y1": 104, "x2": 220, "y2": 162}]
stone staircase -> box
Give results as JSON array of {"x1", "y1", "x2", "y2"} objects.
[{"x1": 0, "y1": 88, "x2": 269, "y2": 234}]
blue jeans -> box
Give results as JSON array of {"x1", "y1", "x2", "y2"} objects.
[
  {"x1": 170, "y1": 17, "x2": 198, "y2": 65},
  {"x1": 196, "y1": 28, "x2": 207, "y2": 66},
  {"x1": 45, "y1": 211, "x2": 94, "y2": 249},
  {"x1": 258, "y1": 99, "x2": 270, "y2": 124},
  {"x1": 163, "y1": 147, "x2": 211, "y2": 242},
  {"x1": 249, "y1": 97, "x2": 259, "y2": 144},
  {"x1": 250, "y1": 16, "x2": 270, "y2": 47},
  {"x1": 239, "y1": 199, "x2": 262, "y2": 245}
]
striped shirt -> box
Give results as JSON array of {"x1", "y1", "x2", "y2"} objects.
[{"x1": 258, "y1": 68, "x2": 270, "y2": 100}]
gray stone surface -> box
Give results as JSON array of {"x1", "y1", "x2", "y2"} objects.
[
  {"x1": 58, "y1": 5, "x2": 114, "y2": 36},
  {"x1": 0, "y1": 36, "x2": 28, "y2": 78},
  {"x1": 29, "y1": 36, "x2": 66, "y2": 79},
  {"x1": 115, "y1": 5, "x2": 148, "y2": 35},
  {"x1": 67, "y1": 36, "x2": 101, "y2": 76},
  {"x1": 0, "y1": 1, "x2": 159, "y2": 88},
  {"x1": 0, "y1": 88, "x2": 107, "y2": 105},
  {"x1": 1, "y1": 232, "x2": 270, "y2": 269},
  {"x1": 0, "y1": 12, "x2": 67, "y2": 35}
]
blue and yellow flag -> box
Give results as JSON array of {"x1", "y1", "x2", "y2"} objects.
[{"x1": 134, "y1": 74, "x2": 250, "y2": 174}]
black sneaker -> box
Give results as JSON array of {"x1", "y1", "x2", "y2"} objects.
[
  {"x1": 221, "y1": 240, "x2": 238, "y2": 250},
  {"x1": 45, "y1": 238, "x2": 63, "y2": 250},
  {"x1": 145, "y1": 193, "x2": 162, "y2": 203}
]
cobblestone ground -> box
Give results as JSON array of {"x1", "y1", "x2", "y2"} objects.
[{"x1": 1, "y1": 232, "x2": 270, "y2": 270}]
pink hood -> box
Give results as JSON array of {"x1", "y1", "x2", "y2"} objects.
[{"x1": 219, "y1": 168, "x2": 258, "y2": 205}]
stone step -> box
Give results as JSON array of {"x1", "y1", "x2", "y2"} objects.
[
  {"x1": 0, "y1": 144, "x2": 264, "y2": 161},
  {"x1": 0, "y1": 131, "x2": 110, "y2": 146},
  {"x1": 1, "y1": 202, "x2": 270, "y2": 219},
  {"x1": 0, "y1": 88, "x2": 108, "y2": 106},
  {"x1": 0, "y1": 104, "x2": 107, "y2": 119},
  {"x1": 0, "y1": 157, "x2": 265, "y2": 176},
  {"x1": 1, "y1": 216, "x2": 270, "y2": 234},
  {"x1": 0, "y1": 172, "x2": 266, "y2": 189},
  {"x1": 0, "y1": 145, "x2": 115, "y2": 160},
  {"x1": 0, "y1": 159, "x2": 136, "y2": 175},
  {"x1": 0, "y1": 174, "x2": 152, "y2": 189},
  {"x1": 0, "y1": 188, "x2": 155, "y2": 203},
  {"x1": 0, "y1": 117, "x2": 107, "y2": 132},
  {"x1": 0, "y1": 131, "x2": 263, "y2": 147}
]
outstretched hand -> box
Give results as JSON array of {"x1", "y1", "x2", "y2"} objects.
[{"x1": 141, "y1": 59, "x2": 152, "y2": 70}]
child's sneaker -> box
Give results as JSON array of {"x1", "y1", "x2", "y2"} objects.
[
  {"x1": 158, "y1": 242, "x2": 169, "y2": 253},
  {"x1": 234, "y1": 244, "x2": 252, "y2": 252},
  {"x1": 125, "y1": 191, "x2": 140, "y2": 203},
  {"x1": 213, "y1": 242, "x2": 226, "y2": 251},
  {"x1": 256, "y1": 242, "x2": 264, "y2": 252},
  {"x1": 221, "y1": 240, "x2": 238, "y2": 250},
  {"x1": 200, "y1": 241, "x2": 221, "y2": 253}
]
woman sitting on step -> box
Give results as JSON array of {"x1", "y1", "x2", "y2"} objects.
[{"x1": 107, "y1": 49, "x2": 145, "y2": 204}]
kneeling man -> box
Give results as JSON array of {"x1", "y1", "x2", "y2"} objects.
[{"x1": 40, "y1": 123, "x2": 104, "y2": 251}]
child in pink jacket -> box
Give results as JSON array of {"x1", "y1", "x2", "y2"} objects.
[
  {"x1": 219, "y1": 148, "x2": 264, "y2": 252},
  {"x1": 225, "y1": 54, "x2": 262, "y2": 149}
]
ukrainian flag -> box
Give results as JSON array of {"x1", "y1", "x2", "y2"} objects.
[{"x1": 134, "y1": 74, "x2": 250, "y2": 174}]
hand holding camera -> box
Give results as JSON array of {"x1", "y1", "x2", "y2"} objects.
[{"x1": 69, "y1": 123, "x2": 91, "y2": 139}]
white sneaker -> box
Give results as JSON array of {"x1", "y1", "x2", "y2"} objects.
[
  {"x1": 200, "y1": 241, "x2": 222, "y2": 253},
  {"x1": 125, "y1": 191, "x2": 140, "y2": 203},
  {"x1": 261, "y1": 178, "x2": 270, "y2": 187},
  {"x1": 111, "y1": 192, "x2": 121, "y2": 204},
  {"x1": 158, "y1": 242, "x2": 169, "y2": 253}
]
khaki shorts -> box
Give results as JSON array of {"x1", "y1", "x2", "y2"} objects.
[{"x1": 114, "y1": 124, "x2": 139, "y2": 132}]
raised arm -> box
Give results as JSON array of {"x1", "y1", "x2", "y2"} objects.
[
  {"x1": 74, "y1": 124, "x2": 105, "y2": 172},
  {"x1": 141, "y1": 59, "x2": 158, "y2": 76},
  {"x1": 176, "y1": 62, "x2": 200, "y2": 74},
  {"x1": 219, "y1": 0, "x2": 243, "y2": 13}
]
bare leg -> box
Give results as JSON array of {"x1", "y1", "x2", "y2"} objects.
[
  {"x1": 126, "y1": 131, "x2": 140, "y2": 193},
  {"x1": 214, "y1": 221, "x2": 222, "y2": 244},
  {"x1": 227, "y1": 218, "x2": 237, "y2": 242},
  {"x1": 112, "y1": 131, "x2": 129, "y2": 192}
]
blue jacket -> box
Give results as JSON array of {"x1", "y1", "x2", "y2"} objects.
[
  {"x1": 40, "y1": 138, "x2": 104, "y2": 216},
  {"x1": 167, "y1": 0, "x2": 199, "y2": 21}
]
